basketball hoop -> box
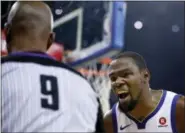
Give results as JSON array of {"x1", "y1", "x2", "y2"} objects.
[{"x1": 77, "y1": 57, "x2": 112, "y2": 114}]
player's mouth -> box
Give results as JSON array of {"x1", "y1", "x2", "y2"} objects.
[{"x1": 116, "y1": 90, "x2": 129, "y2": 99}]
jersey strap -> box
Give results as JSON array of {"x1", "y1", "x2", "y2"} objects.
[
  {"x1": 112, "y1": 103, "x2": 118, "y2": 133},
  {"x1": 171, "y1": 94, "x2": 181, "y2": 133}
]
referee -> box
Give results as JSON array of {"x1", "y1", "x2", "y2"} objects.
[{"x1": 1, "y1": 1, "x2": 104, "y2": 132}]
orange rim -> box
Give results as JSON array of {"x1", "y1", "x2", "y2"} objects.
[
  {"x1": 99, "y1": 57, "x2": 112, "y2": 64},
  {"x1": 78, "y1": 68, "x2": 109, "y2": 76}
]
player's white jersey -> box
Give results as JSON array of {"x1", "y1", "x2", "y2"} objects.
[
  {"x1": 111, "y1": 90, "x2": 181, "y2": 132},
  {"x1": 1, "y1": 52, "x2": 100, "y2": 132}
]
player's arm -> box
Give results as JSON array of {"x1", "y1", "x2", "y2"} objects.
[
  {"x1": 176, "y1": 95, "x2": 185, "y2": 133},
  {"x1": 95, "y1": 98, "x2": 105, "y2": 132},
  {"x1": 103, "y1": 110, "x2": 114, "y2": 133}
]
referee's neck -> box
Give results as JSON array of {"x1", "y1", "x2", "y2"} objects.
[{"x1": 8, "y1": 41, "x2": 47, "y2": 54}]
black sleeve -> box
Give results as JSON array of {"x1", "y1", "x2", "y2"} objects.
[{"x1": 95, "y1": 98, "x2": 105, "y2": 133}]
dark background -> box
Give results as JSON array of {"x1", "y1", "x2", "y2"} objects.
[
  {"x1": 1, "y1": 1, "x2": 184, "y2": 99},
  {"x1": 124, "y1": 2, "x2": 184, "y2": 95}
]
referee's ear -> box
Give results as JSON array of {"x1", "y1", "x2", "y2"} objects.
[
  {"x1": 4, "y1": 22, "x2": 12, "y2": 52},
  {"x1": 47, "y1": 32, "x2": 55, "y2": 50}
]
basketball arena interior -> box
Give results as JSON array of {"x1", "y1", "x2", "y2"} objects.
[{"x1": 1, "y1": 1, "x2": 184, "y2": 115}]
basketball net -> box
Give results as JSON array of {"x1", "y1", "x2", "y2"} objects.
[{"x1": 77, "y1": 57, "x2": 112, "y2": 114}]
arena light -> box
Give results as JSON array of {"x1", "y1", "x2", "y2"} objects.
[
  {"x1": 172, "y1": 24, "x2": 180, "y2": 33},
  {"x1": 134, "y1": 21, "x2": 143, "y2": 30},
  {"x1": 55, "y1": 9, "x2": 63, "y2": 15}
]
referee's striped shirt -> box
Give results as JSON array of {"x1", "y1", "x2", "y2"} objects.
[{"x1": 1, "y1": 51, "x2": 104, "y2": 132}]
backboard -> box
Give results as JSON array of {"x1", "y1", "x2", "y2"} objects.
[{"x1": 53, "y1": 1, "x2": 127, "y2": 67}]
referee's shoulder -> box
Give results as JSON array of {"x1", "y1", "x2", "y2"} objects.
[
  {"x1": 1, "y1": 53, "x2": 84, "y2": 79},
  {"x1": 1, "y1": 53, "x2": 96, "y2": 91}
]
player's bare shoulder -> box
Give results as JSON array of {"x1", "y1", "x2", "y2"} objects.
[
  {"x1": 104, "y1": 109, "x2": 112, "y2": 122},
  {"x1": 175, "y1": 95, "x2": 185, "y2": 133},
  {"x1": 104, "y1": 109, "x2": 114, "y2": 133},
  {"x1": 150, "y1": 89, "x2": 163, "y2": 98}
]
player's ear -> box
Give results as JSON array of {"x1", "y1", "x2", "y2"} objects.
[
  {"x1": 47, "y1": 32, "x2": 55, "y2": 49},
  {"x1": 143, "y1": 69, "x2": 150, "y2": 81}
]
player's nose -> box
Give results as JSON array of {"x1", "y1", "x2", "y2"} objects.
[
  {"x1": 116, "y1": 77, "x2": 126, "y2": 84},
  {"x1": 112, "y1": 78, "x2": 126, "y2": 88}
]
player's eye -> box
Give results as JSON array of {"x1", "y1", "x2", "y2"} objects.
[
  {"x1": 121, "y1": 72, "x2": 131, "y2": 78},
  {"x1": 110, "y1": 76, "x2": 117, "y2": 82}
]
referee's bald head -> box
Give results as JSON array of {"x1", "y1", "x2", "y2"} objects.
[{"x1": 5, "y1": 1, "x2": 55, "y2": 53}]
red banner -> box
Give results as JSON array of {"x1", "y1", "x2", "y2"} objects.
[{"x1": 1, "y1": 30, "x2": 7, "y2": 56}]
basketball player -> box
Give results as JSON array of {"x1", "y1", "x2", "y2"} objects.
[
  {"x1": 1, "y1": 1, "x2": 104, "y2": 132},
  {"x1": 104, "y1": 51, "x2": 184, "y2": 133}
]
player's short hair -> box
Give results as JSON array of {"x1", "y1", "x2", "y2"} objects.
[{"x1": 114, "y1": 51, "x2": 147, "y2": 70}]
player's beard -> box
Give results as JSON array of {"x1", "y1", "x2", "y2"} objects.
[{"x1": 119, "y1": 89, "x2": 142, "y2": 113}]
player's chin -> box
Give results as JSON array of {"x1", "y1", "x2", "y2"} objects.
[
  {"x1": 119, "y1": 96, "x2": 135, "y2": 112},
  {"x1": 119, "y1": 95, "x2": 131, "y2": 108},
  {"x1": 119, "y1": 101, "x2": 130, "y2": 113}
]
